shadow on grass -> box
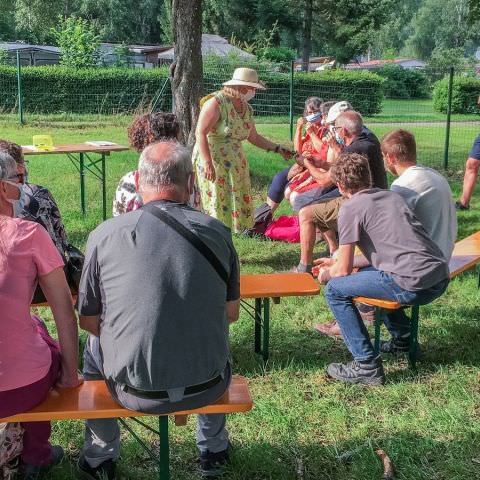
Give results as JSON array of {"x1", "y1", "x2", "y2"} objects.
[
  {"x1": 47, "y1": 431, "x2": 480, "y2": 479},
  {"x1": 232, "y1": 272, "x2": 480, "y2": 381}
]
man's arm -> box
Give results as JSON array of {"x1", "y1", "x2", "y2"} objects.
[
  {"x1": 79, "y1": 315, "x2": 101, "y2": 336},
  {"x1": 303, "y1": 158, "x2": 334, "y2": 187},
  {"x1": 317, "y1": 244, "x2": 355, "y2": 284},
  {"x1": 226, "y1": 299, "x2": 240, "y2": 324}
]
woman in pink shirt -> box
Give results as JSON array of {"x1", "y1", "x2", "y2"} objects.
[{"x1": 0, "y1": 152, "x2": 81, "y2": 478}]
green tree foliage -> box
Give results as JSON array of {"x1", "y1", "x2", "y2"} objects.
[
  {"x1": 0, "y1": 0, "x2": 17, "y2": 41},
  {"x1": 14, "y1": 0, "x2": 75, "y2": 44},
  {"x1": 78, "y1": 0, "x2": 162, "y2": 44},
  {"x1": 52, "y1": 16, "x2": 100, "y2": 68},
  {"x1": 407, "y1": 0, "x2": 480, "y2": 60},
  {"x1": 159, "y1": 0, "x2": 173, "y2": 43}
]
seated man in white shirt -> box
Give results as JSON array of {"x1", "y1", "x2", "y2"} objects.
[
  {"x1": 382, "y1": 129, "x2": 457, "y2": 261},
  {"x1": 316, "y1": 129, "x2": 457, "y2": 341}
]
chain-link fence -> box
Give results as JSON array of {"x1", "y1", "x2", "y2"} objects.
[{"x1": 1, "y1": 59, "x2": 479, "y2": 171}]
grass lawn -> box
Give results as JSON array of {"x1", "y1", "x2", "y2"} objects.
[{"x1": 3, "y1": 118, "x2": 480, "y2": 479}]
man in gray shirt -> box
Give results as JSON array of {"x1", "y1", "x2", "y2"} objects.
[
  {"x1": 77, "y1": 141, "x2": 240, "y2": 479},
  {"x1": 315, "y1": 153, "x2": 449, "y2": 385}
]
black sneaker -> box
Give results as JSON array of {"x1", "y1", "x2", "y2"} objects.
[
  {"x1": 326, "y1": 357, "x2": 385, "y2": 386},
  {"x1": 19, "y1": 445, "x2": 64, "y2": 479},
  {"x1": 381, "y1": 338, "x2": 422, "y2": 359},
  {"x1": 198, "y1": 445, "x2": 231, "y2": 478},
  {"x1": 380, "y1": 338, "x2": 410, "y2": 354},
  {"x1": 455, "y1": 201, "x2": 469, "y2": 211},
  {"x1": 78, "y1": 454, "x2": 116, "y2": 480}
]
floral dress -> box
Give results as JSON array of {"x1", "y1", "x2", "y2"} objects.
[{"x1": 193, "y1": 92, "x2": 254, "y2": 233}]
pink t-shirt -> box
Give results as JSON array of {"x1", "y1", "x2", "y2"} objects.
[{"x1": 0, "y1": 217, "x2": 64, "y2": 391}]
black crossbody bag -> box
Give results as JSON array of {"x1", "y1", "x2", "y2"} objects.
[{"x1": 142, "y1": 203, "x2": 228, "y2": 286}]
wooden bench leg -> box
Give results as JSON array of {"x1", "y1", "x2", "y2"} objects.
[
  {"x1": 254, "y1": 298, "x2": 262, "y2": 354},
  {"x1": 262, "y1": 298, "x2": 270, "y2": 363},
  {"x1": 409, "y1": 305, "x2": 420, "y2": 369},
  {"x1": 159, "y1": 416, "x2": 170, "y2": 480},
  {"x1": 373, "y1": 308, "x2": 384, "y2": 355}
]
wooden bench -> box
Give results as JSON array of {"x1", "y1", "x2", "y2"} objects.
[
  {"x1": 355, "y1": 231, "x2": 480, "y2": 368},
  {"x1": 240, "y1": 273, "x2": 320, "y2": 362},
  {"x1": 0, "y1": 376, "x2": 252, "y2": 480}
]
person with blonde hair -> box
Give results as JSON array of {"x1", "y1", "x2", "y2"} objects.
[{"x1": 193, "y1": 67, "x2": 292, "y2": 233}]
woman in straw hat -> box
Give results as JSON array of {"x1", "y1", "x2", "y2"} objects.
[{"x1": 192, "y1": 67, "x2": 292, "y2": 233}]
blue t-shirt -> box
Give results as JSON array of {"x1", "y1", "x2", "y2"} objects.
[{"x1": 469, "y1": 134, "x2": 480, "y2": 160}]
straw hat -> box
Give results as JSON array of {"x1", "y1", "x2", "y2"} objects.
[{"x1": 223, "y1": 68, "x2": 266, "y2": 90}]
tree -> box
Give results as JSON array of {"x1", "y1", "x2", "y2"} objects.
[
  {"x1": 301, "y1": 0, "x2": 313, "y2": 70},
  {"x1": 14, "y1": 0, "x2": 76, "y2": 44},
  {"x1": 407, "y1": 0, "x2": 480, "y2": 60},
  {"x1": 159, "y1": 0, "x2": 173, "y2": 43},
  {"x1": 52, "y1": 16, "x2": 100, "y2": 68},
  {"x1": 0, "y1": 0, "x2": 16, "y2": 41},
  {"x1": 171, "y1": 0, "x2": 203, "y2": 145}
]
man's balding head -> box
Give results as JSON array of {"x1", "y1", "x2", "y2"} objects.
[
  {"x1": 137, "y1": 141, "x2": 193, "y2": 201},
  {"x1": 335, "y1": 111, "x2": 363, "y2": 139}
]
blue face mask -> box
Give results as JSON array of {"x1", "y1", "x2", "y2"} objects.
[
  {"x1": 5, "y1": 180, "x2": 26, "y2": 217},
  {"x1": 335, "y1": 133, "x2": 345, "y2": 146},
  {"x1": 305, "y1": 112, "x2": 322, "y2": 124}
]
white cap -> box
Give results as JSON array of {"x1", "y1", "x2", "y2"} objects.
[{"x1": 325, "y1": 101, "x2": 352, "y2": 124}]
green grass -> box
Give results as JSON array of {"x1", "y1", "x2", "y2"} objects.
[{"x1": 6, "y1": 118, "x2": 480, "y2": 479}]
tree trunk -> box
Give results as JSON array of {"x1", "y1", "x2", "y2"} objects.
[
  {"x1": 301, "y1": 0, "x2": 313, "y2": 72},
  {"x1": 171, "y1": 0, "x2": 203, "y2": 146}
]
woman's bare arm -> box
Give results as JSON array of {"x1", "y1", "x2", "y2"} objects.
[
  {"x1": 39, "y1": 268, "x2": 82, "y2": 388},
  {"x1": 196, "y1": 98, "x2": 221, "y2": 182}
]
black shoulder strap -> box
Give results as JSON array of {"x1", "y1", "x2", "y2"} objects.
[{"x1": 142, "y1": 203, "x2": 229, "y2": 286}]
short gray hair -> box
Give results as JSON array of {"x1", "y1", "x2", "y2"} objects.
[
  {"x1": 0, "y1": 152, "x2": 17, "y2": 181},
  {"x1": 335, "y1": 111, "x2": 363, "y2": 137},
  {"x1": 138, "y1": 141, "x2": 192, "y2": 191}
]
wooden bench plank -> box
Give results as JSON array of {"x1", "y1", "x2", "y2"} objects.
[
  {"x1": 354, "y1": 297, "x2": 401, "y2": 309},
  {"x1": 240, "y1": 273, "x2": 320, "y2": 299},
  {"x1": 0, "y1": 376, "x2": 252, "y2": 423},
  {"x1": 356, "y1": 250, "x2": 480, "y2": 310}
]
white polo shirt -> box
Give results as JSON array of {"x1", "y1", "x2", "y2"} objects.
[{"x1": 391, "y1": 165, "x2": 457, "y2": 260}]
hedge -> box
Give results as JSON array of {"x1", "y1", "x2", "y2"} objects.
[
  {"x1": 432, "y1": 76, "x2": 480, "y2": 114},
  {"x1": 0, "y1": 65, "x2": 384, "y2": 117},
  {"x1": 375, "y1": 65, "x2": 429, "y2": 99}
]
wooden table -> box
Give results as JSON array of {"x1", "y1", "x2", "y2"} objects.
[
  {"x1": 22, "y1": 143, "x2": 129, "y2": 220},
  {"x1": 32, "y1": 273, "x2": 321, "y2": 364},
  {"x1": 240, "y1": 273, "x2": 320, "y2": 362}
]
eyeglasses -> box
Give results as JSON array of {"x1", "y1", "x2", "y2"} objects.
[{"x1": 2, "y1": 174, "x2": 23, "y2": 183}]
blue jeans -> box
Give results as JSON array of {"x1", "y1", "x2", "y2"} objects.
[
  {"x1": 325, "y1": 267, "x2": 449, "y2": 362},
  {"x1": 268, "y1": 167, "x2": 290, "y2": 203}
]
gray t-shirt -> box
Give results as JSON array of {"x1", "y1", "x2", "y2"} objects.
[
  {"x1": 77, "y1": 200, "x2": 240, "y2": 391},
  {"x1": 391, "y1": 166, "x2": 457, "y2": 261},
  {"x1": 338, "y1": 189, "x2": 449, "y2": 291}
]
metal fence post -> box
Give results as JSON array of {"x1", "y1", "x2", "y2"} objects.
[
  {"x1": 443, "y1": 66, "x2": 454, "y2": 170},
  {"x1": 16, "y1": 51, "x2": 24, "y2": 125},
  {"x1": 289, "y1": 60, "x2": 294, "y2": 141}
]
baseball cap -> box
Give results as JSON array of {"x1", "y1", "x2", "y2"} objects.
[{"x1": 325, "y1": 101, "x2": 352, "y2": 124}]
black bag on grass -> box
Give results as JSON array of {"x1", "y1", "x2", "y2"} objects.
[{"x1": 243, "y1": 203, "x2": 273, "y2": 238}]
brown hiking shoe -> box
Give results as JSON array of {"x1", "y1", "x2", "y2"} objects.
[{"x1": 314, "y1": 320, "x2": 343, "y2": 339}]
